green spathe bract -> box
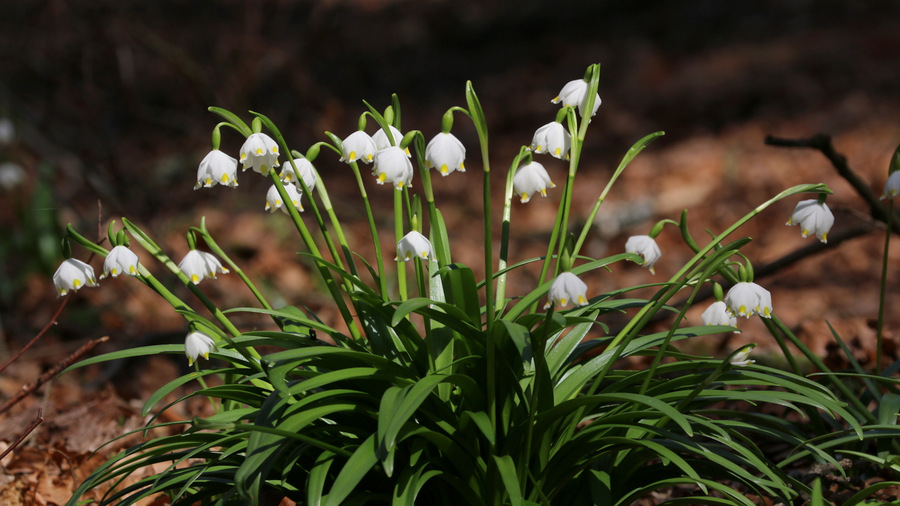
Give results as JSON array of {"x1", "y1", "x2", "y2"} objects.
[{"x1": 61, "y1": 63, "x2": 891, "y2": 506}]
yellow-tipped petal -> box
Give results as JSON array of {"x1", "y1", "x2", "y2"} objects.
[
  {"x1": 73, "y1": 279, "x2": 82, "y2": 288},
  {"x1": 559, "y1": 297, "x2": 567, "y2": 306},
  {"x1": 349, "y1": 150, "x2": 357, "y2": 160},
  {"x1": 221, "y1": 174, "x2": 230, "y2": 183},
  {"x1": 191, "y1": 274, "x2": 200, "y2": 283},
  {"x1": 255, "y1": 148, "x2": 263, "y2": 155},
  {"x1": 577, "y1": 295, "x2": 587, "y2": 304},
  {"x1": 377, "y1": 172, "x2": 387, "y2": 183},
  {"x1": 440, "y1": 164, "x2": 448, "y2": 174},
  {"x1": 129, "y1": 266, "x2": 136, "y2": 274},
  {"x1": 554, "y1": 147, "x2": 561, "y2": 156}
]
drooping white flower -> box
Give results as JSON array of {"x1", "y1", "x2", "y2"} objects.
[
  {"x1": 239, "y1": 133, "x2": 280, "y2": 175},
  {"x1": 372, "y1": 125, "x2": 405, "y2": 150},
  {"x1": 340, "y1": 130, "x2": 377, "y2": 164},
  {"x1": 373, "y1": 146, "x2": 414, "y2": 190},
  {"x1": 178, "y1": 250, "x2": 229, "y2": 285},
  {"x1": 701, "y1": 301, "x2": 738, "y2": 331},
  {"x1": 882, "y1": 171, "x2": 900, "y2": 199},
  {"x1": 396, "y1": 231, "x2": 434, "y2": 261},
  {"x1": 0, "y1": 162, "x2": 25, "y2": 190},
  {"x1": 786, "y1": 200, "x2": 834, "y2": 243},
  {"x1": 625, "y1": 235, "x2": 662, "y2": 274},
  {"x1": 265, "y1": 183, "x2": 304, "y2": 214},
  {"x1": 551, "y1": 79, "x2": 601, "y2": 117},
  {"x1": 425, "y1": 132, "x2": 466, "y2": 176},
  {"x1": 194, "y1": 149, "x2": 238, "y2": 189},
  {"x1": 185, "y1": 331, "x2": 216, "y2": 366},
  {"x1": 530, "y1": 122, "x2": 571, "y2": 159},
  {"x1": 544, "y1": 272, "x2": 589, "y2": 309},
  {"x1": 513, "y1": 162, "x2": 555, "y2": 203},
  {"x1": 724, "y1": 282, "x2": 772, "y2": 319},
  {"x1": 53, "y1": 258, "x2": 99, "y2": 296},
  {"x1": 101, "y1": 245, "x2": 140, "y2": 279},
  {"x1": 279, "y1": 158, "x2": 317, "y2": 192},
  {"x1": 729, "y1": 345, "x2": 756, "y2": 367}
]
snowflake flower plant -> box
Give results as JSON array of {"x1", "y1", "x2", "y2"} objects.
[
  {"x1": 101, "y1": 245, "x2": 140, "y2": 279},
  {"x1": 625, "y1": 235, "x2": 662, "y2": 274},
  {"x1": 239, "y1": 132, "x2": 280, "y2": 174},
  {"x1": 185, "y1": 330, "x2": 216, "y2": 366},
  {"x1": 340, "y1": 130, "x2": 377, "y2": 164},
  {"x1": 513, "y1": 161, "x2": 555, "y2": 203},
  {"x1": 786, "y1": 198, "x2": 833, "y2": 243},
  {"x1": 545, "y1": 272, "x2": 588, "y2": 309},
  {"x1": 178, "y1": 250, "x2": 229, "y2": 285},
  {"x1": 425, "y1": 132, "x2": 466, "y2": 176},
  {"x1": 373, "y1": 146, "x2": 414, "y2": 190},
  {"x1": 279, "y1": 157, "x2": 317, "y2": 191},
  {"x1": 195, "y1": 149, "x2": 238, "y2": 189},
  {"x1": 53, "y1": 258, "x2": 99, "y2": 296},
  {"x1": 396, "y1": 231, "x2": 434, "y2": 261}
]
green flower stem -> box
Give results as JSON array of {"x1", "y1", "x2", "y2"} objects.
[
  {"x1": 876, "y1": 198, "x2": 891, "y2": 371},
  {"x1": 592, "y1": 183, "x2": 832, "y2": 390},
  {"x1": 394, "y1": 188, "x2": 408, "y2": 302},
  {"x1": 572, "y1": 131, "x2": 665, "y2": 259},
  {"x1": 256, "y1": 115, "x2": 347, "y2": 275},
  {"x1": 346, "y1": 159, "x2": 388, "y2": 299},
  {"x1": 639, "y1": 259, "x2": 722, "y2": 396},
  {"x1": 495, "y1": 147, "x2": 532, "y2": 311},
  {"x1": 208, "y1": 106, "x2": 252, "y2": 137},
  {"x1": 296, "y1": 158, "x2": 359, "y2": 278},
  {"x1": 464, "y1": 80, "x2": 499, "y2": 450},
  {"x1": 265, "y1": 168, "x2": 361, "y2": 340},
  {"x1": 114, "y1": 219, "x2": 266, "y2": 371},
  {"x1": 192, "y1": 219, "x2": 273, "y2": 312}
]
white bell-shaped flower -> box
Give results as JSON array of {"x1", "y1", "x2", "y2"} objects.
[
  {"x1": 786, "y1": 200, "x2": 834, "y2": 243},
  {"x1": 625, "y1": 235, "x2": 662, "y2": 274},
  {"x1": 178, "y1": 250, "x2": 229, "y2": 285},
  {"x1": 101, "y1": 245, "x2": 140, "y2": 279},
  {"x1": 729, "y1": 345, "x2": 756, "y2": 367},
  {"x1": 373, "y1": 146, "x2": 414, "y2": 190},
  {"x1": 701, "y1": 301, "x2": 738, "y2": 331},
  {"x1": 531, "y1": 122, "x2": 571, "y2": 159},
  {"x1": 396, "y1": 231, "x2": 434, "y2": 261},
  {"x1": 185, "y1": 331, "x2": 216, "y2": 366},
  {"x1": 551, "y1": 79, "x2": 601, "y2": 117},
  {"x1": 265, "y1": 183, "x2": 304, "y2": 214},
  {"x1": 882, "y1": 171, "x2": 900, "y2": 199},
  {"x1": 544, "y1": 272, "x2": 588, "y2": 308},
  {"x1": 372, "y1": 125, "x2": 405, "y2": 150},
  {"x1": 425, "y1": 132, "x2": 466, "y2": 176},
  {"x1": 279, "y1": 158, "x2": 317, "y2": 192},
  {"x1": 239, "y1": 133, "x2": 280, "y2": 175},
  {"x1": 340, "y1": 130, "x2": 377, "y2": 164},
  {"x1": 195, "y1": 149, "x2": 238, "y2": 189},
  {"x1": 513, "y1": 162, "x2": 555, "y2": 203},
  {"x1": 724, "y1": 282, "x2": 773, "y2": 319},
  {"x1": 53, "y1": 258, "x2": 99, "y2": 296}
]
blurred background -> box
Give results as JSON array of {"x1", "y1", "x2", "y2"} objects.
[{"x1": 2, "y1": 0, "x2": 900, "y2": 490}]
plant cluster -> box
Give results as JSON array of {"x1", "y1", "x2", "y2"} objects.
[{"x1": 57, "y1": 63, "x2": 900, "y2": 505}]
